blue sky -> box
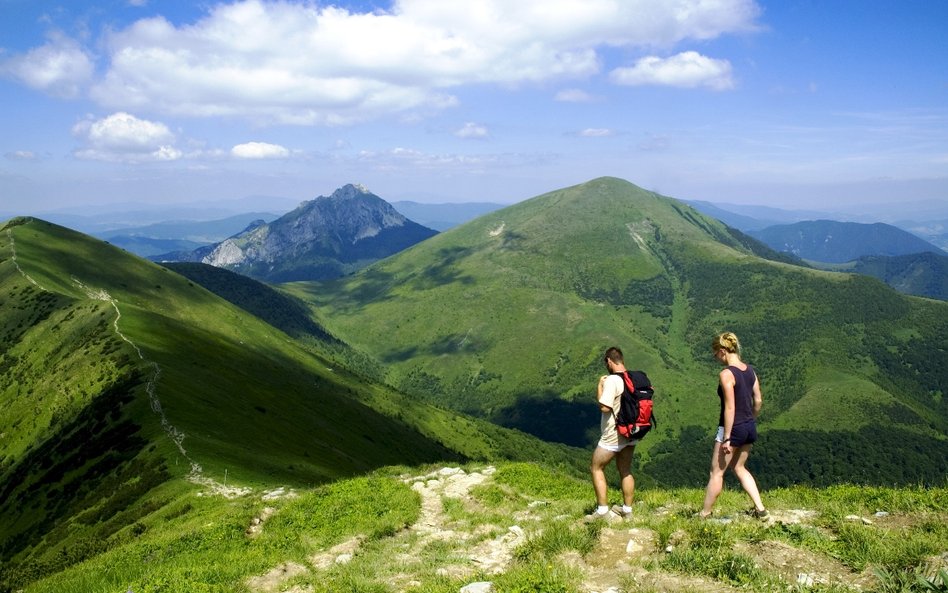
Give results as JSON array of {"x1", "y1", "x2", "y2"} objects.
[{"x1": 1, "y1": 0, "x2": 946, "y2": 216}]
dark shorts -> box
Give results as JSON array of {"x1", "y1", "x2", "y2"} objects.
[{"x1": 729, "y1": 420, "x2": 758, "y2": 447}]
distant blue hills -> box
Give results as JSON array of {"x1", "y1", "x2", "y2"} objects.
[{"x1": 747, "y1": 220, "x2": 946, "y2": 263}]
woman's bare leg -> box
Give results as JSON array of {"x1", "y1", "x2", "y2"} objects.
[
  {"x1": 731, "y1": 446, "x2": 765, "y2": 511},
  {"x1": 701, "y1": 441, "x2": 729, "y2": 515}
]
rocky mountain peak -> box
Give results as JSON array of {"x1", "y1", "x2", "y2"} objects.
[
  {"x1": 327, "y1": 183, "x2": 372, "y2": 201},
  {"x1": 188, "y1": 183, "x2": 437, "y2": 282}
]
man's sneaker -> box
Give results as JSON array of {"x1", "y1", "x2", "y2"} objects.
[
  {"x1": 610, "y1": 504, "x2": 632, "y2": 520},
  {"x1": 583, "y1": 509, "x2": 618, "y2": 523}
]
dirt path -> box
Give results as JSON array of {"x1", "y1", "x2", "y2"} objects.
[
  {"x1": 6, "y1": 228, "x2": 45, "y2": 290},
  {"x1": 6, "y1": 227, "x2": 244, "y2": 497},
  {"x1": 249, "y1": 466, "x2": 527, "y2": 592}
]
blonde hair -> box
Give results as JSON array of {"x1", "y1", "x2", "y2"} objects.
[{"x1": 712, "y1": 332, "x2": 741, "y2": 354}]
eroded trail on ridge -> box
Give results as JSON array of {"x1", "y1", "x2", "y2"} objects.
[
  {"x1": 249, "y1": 466, "x2": 531, "y2": 593},
  {"x1": 6, "y1": 227, "x2": 243, "y2": 496}
]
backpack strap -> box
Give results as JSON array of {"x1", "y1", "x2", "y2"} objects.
[
  {"x1": 609, "y1": 371, "x2": 633, "y2": 422},
  {"x1": 620, "y1": 371, "x2": 636, "y2": 393}
]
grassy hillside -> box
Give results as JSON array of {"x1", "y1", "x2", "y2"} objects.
[
  {"x1": 11, "y1": 460, "x2": 948, "y2": 593},
  {"x1": 160, "y1": 262, "x2": 341, "y2": 344},
  {"x1": 849, "y1": 252, "x2": 948, "y2": 301},
  {"x1": 286, "y1": 177, "x2": 948, "y2": 487},
  {"x1": 0, "y1": 217, "x2": 583, "y2": 589}
]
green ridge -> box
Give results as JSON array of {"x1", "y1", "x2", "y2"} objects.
[{"x1": 0, "y1": 217, "x2": 582, "y2": 588}]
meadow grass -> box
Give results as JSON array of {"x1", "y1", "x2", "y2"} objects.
[{"x1": 13, "y1": 461, "x2": 948, "y2": 593}]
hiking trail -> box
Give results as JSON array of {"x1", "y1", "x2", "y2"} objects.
[{"x1": 6, "y1": 227, "x2": 244, "y2": 497}]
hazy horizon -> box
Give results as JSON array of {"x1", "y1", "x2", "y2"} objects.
[{"x1": 5, "y1": 178, "x2": 948, "y2": 234}]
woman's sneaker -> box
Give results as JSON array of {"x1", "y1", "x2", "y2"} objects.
[{"x1": 749, "y1": 508, "x2": 770, "y2": 520}]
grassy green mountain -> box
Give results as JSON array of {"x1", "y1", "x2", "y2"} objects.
[
  {"x1": 160, "y1": 262, "x2": 341, "y2": 344},
  {"x1": 0, "y1": 217, "x2": 582, "y2": 590},
  {"x1": 286, "y1": 177, "x2": 948, "y2": 487},
  {"x1": 846, "y1": 252, "x2": 948, "y2": 301}
]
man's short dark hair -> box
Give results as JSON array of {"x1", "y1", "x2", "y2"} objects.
[{"x1": 604, "y1": 346, "x2": 624, "y2": 364}]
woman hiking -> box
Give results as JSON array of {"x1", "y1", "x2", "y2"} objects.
[{"x1": 699, "y1": 331, "x2": 768, "y2": 520}]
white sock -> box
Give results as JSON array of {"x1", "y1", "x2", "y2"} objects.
[
  {"x1": 622, "y1": 505, "x2": 633, "y2": 514},
  {"x1": 596, "y1": 505, "x2": 609, "y2": 515}
]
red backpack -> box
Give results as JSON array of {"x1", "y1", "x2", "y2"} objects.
[{"x1": 613, "y1": 370, "x2": 655, "y2": 438}]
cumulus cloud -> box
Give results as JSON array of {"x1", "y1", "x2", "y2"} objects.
[
  {"x1": 72, "y1": 112, "x2": 181, "y2": 162},
  {"x1": 231, "y1": 142, "x2": 290, "y2": 159},
  {"x1": 0, "y1": 33, "x2": 94, "y2": 98},
  {"x1": 610, "y1": 51, "x2": 735, "y2": 90},
  {"x1": 71, "y1": 0, "x2": 759, "y2": 124},
  {"x1": 455, "y1": 122, "x2": 489, "y2": 139}
]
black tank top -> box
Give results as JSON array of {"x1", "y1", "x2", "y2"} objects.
[{"x1": 717, "y1": 365, "x2": 756, "y2": 427}]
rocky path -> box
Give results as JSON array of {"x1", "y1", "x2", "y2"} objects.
[
  {"x1": 248, "y1": 466, "x2": 529, "y2": 593},
  {"x1": 241, "y1": 464, "x2": 944, "y2": 593}
]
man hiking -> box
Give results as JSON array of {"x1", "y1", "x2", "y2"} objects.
[{"x1": 587, "y1": 346, "x2": 652, "y2": 521}]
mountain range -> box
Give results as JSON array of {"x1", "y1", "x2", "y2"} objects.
[
  {"x1": 95, "y1": 212, "x2": 282, "y2": 257},
  {"x1": 54, "y1": 192, "x2": 946, "y2": 300},
  {"x1": 686, "y1": 199, "x2": 948, "y2": 251}
]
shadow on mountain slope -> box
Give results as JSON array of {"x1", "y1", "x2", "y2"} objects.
[{"x1": 490, "y1": 391, "x2": 600, "y2": 448}]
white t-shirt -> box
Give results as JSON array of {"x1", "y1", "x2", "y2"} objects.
[{"x1": 598, "y1": 374, "x2": 629, "y2": 447}]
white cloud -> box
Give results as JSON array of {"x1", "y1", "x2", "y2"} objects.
[
  {"x1": 231, "y1": 142, "x2": 290, "y2": 159},
  {"x1": 5, "y1": 150, "x2": 39, "y2": 161},
  {"x1": 72, "y1": 112, "x2": 181, "y2": 162},
  {"x1": 455, "y1": 122, "x2": 489, "y2": 139},
  {"x1": 555, "y1": 88, "x2": 596, "y2": 102},
  {"x1": 357, "y1": 146, "x2": 515, "y2": 172},
  {"x1": 579, "y1": 128, "x2": 615, "y2": 137},
  {"x1": 73, "y1": 0, "x2": 759, "y2": 124},
  {"x1": 0, "y1": 33, "x2": 94, "y2": 98},
  {"x1": 610, "y1": 51, "x2": 734, "y2": 90},
  {"x1": 638, "y1": 134, "x2": 672, "y2": 151}
]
